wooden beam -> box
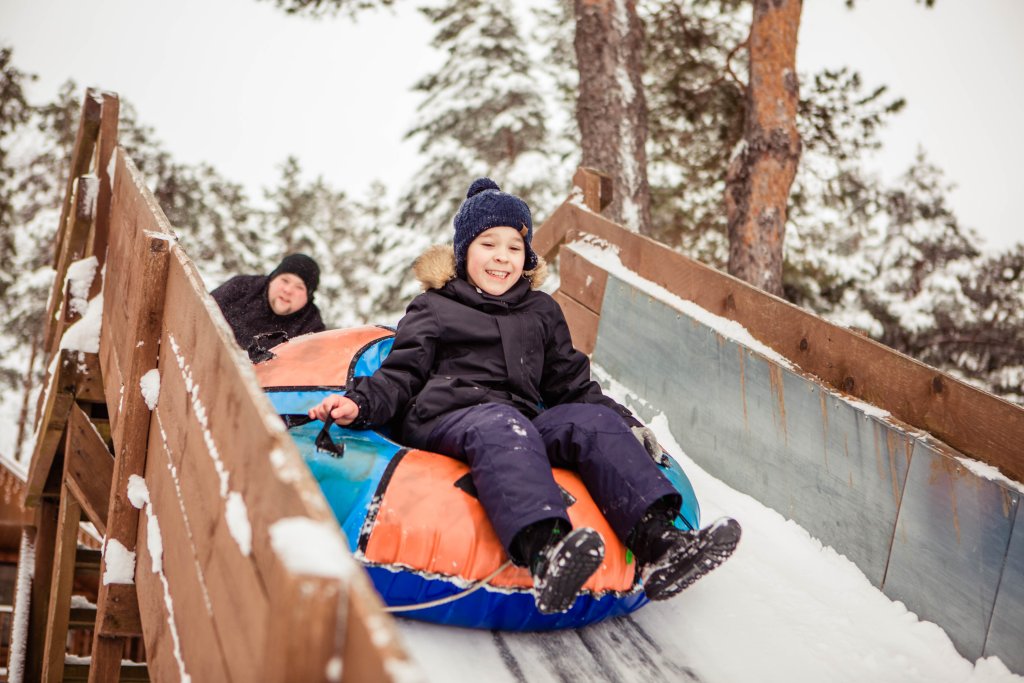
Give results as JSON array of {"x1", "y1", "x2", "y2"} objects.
[
  {"x1": 68, "y1": 605, "x2": 97, "y2": 628},
  {"x1": 25, "y1": 352, "x2": 76, "y2": 508},
  {"x1": 25, "y1": 503, "x2": 58, "y2": 683},
  {"x1": 552, "y1": 291, "x2": 600, "y2": 356},
  {"x1": 41, "y1": 484, "x2": 81, "y2": 683},
  {"x1": 25, "y1": 351, "x2": 104, "y2": 508},
  {"x1": 532, "y1": 202, "x2": 578, "y2": 263},
  {"x1": 45, "y1": 174, "x2": 99, "y2": 358},
  {"x1": 95, "y1": 583, "x2": 142, "y2": 637},
  {"x1": 65, "y1": 403, "x2": 114, "y2": 535},
  {"x1": 50, "y1": 91, "x2": 102, "y2": 274},
  {"x1": 573, "y1": 166, "x2": 613, "y2": 213},
  {"x1": 88, "y1": 93, "x2": 119, "y2": 300}
]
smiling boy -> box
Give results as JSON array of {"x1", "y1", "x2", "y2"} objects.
[{"x1": 311, "y1": 178, "x2": 740, "y2": 613}]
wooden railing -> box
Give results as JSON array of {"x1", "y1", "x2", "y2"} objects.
[
  {"x1": 9, "y1": 91, "x2": 413, "y2": 682},
  {"x1": 536, "y1": 168, "x2": 1024, "y2": 484}
]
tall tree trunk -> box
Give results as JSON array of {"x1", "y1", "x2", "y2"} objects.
[
  {"x1": 574, "y1": 0, "x2": 652, "y2": 234},
  {"x1": 725, "y1": 0, "x2": 802, "y2": 296}
]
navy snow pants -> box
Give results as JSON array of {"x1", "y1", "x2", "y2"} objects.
[{"x1": 423, "y1": 402, "x2": 681, "y2": 556}]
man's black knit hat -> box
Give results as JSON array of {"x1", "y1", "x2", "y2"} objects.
[
  {"x1": 268, "y1": 253, "x2": 320, "y2": 295},
  {"x1": 453, "y1": 178, "x2": 537, "y2": 279}
]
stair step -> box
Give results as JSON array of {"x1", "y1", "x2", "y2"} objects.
[
  {"x1": 74, "y1": 547, "x2": 101, "y2": 574},
  {"x1": 62, "y1": 661, "x2": 149, "y2": 682},
  {"x1": 68, "y1": 605, "x2": 96, "y2": 629}
]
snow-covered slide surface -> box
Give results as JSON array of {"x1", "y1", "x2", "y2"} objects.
[
  {"x1": 396, "y1": 409, "x2": 1021, "y2": 683},
  {"x1": 394, "y1": 233, "x2": 1022, "y2": 682}
]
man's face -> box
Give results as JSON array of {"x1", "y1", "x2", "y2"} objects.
[{"x1": 267, "y1": 273, "x2": 309, "y2": 315}]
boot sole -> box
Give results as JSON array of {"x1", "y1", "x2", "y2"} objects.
[
  {"x1": 534, "y1": 530, "x2": 606, "y2": 614},
  {"x1": 643, "y1": 517, "x2": 741, "y2": 601}
]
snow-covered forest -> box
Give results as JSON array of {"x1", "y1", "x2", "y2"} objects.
[{"x1": 1, "y1": 0, "x2": 1022, "y2": 462}]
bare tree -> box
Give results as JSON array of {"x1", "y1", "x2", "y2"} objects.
[
  {"x1": 574, "y1": 0, "x2": 652, "y2": 234},
  {"x1": 725, "y1": 0, "x2": 802, "y2": 295}
]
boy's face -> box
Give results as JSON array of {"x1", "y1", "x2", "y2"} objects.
[
  {"x1": 465, "y1": 226, "x2": 527, "y2": 296},
  {"x1": 267, "y1": 272, "x2": 309, "y2": 315}
]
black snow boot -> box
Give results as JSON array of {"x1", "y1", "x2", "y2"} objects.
[
  {"x1": 630, "y1": 507, "x2": 741, "y2": 601},
  {"x1": 528, "y1": 527, "x2": 606, "y2": 614}
]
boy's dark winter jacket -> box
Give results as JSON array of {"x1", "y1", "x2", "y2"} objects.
[
  {"x1": 347, "y1": 245, "x2": 641, "y2": 445},
  {"x1": 211, "y1": 274, "x2": 325, "y2": 352}
]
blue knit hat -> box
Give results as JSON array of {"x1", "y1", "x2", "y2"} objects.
[{"x1": 453, "y1": 178, "x2": 537, "y2": 279}]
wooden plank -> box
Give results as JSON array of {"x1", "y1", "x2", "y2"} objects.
[
  {"x1": 65, "y1": 403, "x2": 114, "y2": 535},
  {"x1": 50, "y1": 90, "x2": 102, "y2": 273},
  {"x1": 25, "y1": 351, "x2": 78, "y2": 507},
  {"x1": 562, "y1": 206, "x2": 1024, "y2": 483},
  {"x1": 69, "y1": 660, "x2": 150, "y2": 682},
  {"x1": 572, "y1": 166, "x2": 614, "y2": 213},
  {"x1": 99, "y1": 149, "x2": 175, "y2": 445},
  {"x1": 45, "y1": 174, "x2": 99, "y2": 358},
  {"x1": 96, "y1": 583, "x2": 142, "y2": 637},
  {"x1": 41, "y1": 484, "x2": 81, "y2": 682},
  {"x1": 135, "y1": 419, "x2": 233, "y2": 683},
  {"x1": 341, "y1": 587, "x2": 414, "y2": 683},
  {"x1": 532, "y1": 202, "x2": 578, "y2": 263},
  {"x1": 158, "y1": 247, "x2": 412, "y2": 681},
  {"x1": 552, "y1": 291, "x2": 599, "y2": 356},
  {"x1": 559, "y1": 246, "x2": 608, "y2": 314},
  {"x1": 25, "y1": 503, "x2": 58, "y2": 683},
  {"x1": 71, "y1": 352, "x2": 105, "y2": 404},
  {"x1": 262, "y1": 574, "x2": 344, "y2": 682},
  {"x1": 68, "y1": 606, "x2": 97, "y2": 628},
  {"x1": 88, "y1": 93, "x2": 119, "y2": 300}
]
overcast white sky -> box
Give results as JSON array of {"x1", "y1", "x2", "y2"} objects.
[{"x1": 2, "y1": 0, "x2": 1021, "y2": 252}]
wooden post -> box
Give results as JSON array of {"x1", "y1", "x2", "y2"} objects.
[
  {"x1": 91, "y1": 232, "x2": 170, "y2": 674},
  {"x1": 89, "y1": 92, "x2": 119, "y2": 300},
  {"x1": 24, "y1": 500, "x2": 59, "y2": 683},
  {"x1": 40, "y1": 482, "x2": 81, "y2": 682},
  {"x1": 573, "y1": 167, "x2": 613, "y2": 213}
]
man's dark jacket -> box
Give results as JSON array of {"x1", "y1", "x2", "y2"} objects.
[
  {"x1": 211, "y1": 274, "x2": 325, "y2": 351},
  {"x1": 347, "y1": 245, "x2": 639, "y2": 446}
]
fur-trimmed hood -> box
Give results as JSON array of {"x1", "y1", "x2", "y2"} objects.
[{"x1": 413, "y1": 244, "x2": 548, "y2": 292}]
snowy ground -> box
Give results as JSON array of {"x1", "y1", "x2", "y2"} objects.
[{"x1": 395, "y1": 387, "x2": 1022, "y2": 683}]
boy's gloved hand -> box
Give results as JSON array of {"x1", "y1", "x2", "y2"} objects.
[{"x1": 631, "y1": 425, "x2": 669, "y2": 466}]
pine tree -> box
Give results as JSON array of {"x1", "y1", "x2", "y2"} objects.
[{"x1": 399, "y1": 0, "x2": 551, "y2": 236}]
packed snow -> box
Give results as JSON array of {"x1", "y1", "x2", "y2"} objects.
[
  {"x1": 139, "y1": 369, "x2": 161, "y2": 410},
  {"x1": 268, "y1": 517, "x2": 356, "y2": 580},
  {"x1": 101, "y1": 538, "x2": 136, "y2": 586},
  {"x1": 394, "y1": 377, "x2": 1022, "y2": 683}
]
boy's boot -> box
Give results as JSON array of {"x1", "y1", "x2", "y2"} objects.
[
  {"x1": 521, "y1": 525, "x2": 606, "y2": 614},
  {"x1": 629, "y1": 507, "x2": 741, "y2": 601}
]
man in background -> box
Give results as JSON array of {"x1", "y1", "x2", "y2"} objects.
[{"x1": 211, "y1": 253, "x2": 325, "y2": 360}]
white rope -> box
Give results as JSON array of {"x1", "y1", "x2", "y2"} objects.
[{"x1": 383, "y1": 560, "x2": 516, "y2": 613}]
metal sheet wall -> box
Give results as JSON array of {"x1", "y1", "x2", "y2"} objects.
[{"x1": 590, "y1": 275, "x2": 1022, "y2": 669}]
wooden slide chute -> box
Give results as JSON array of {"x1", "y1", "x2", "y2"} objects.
[{"x1": 7, "y1": 91, "x2": 414, "y2": 682}]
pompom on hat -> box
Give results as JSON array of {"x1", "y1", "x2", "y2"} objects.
[
  {"x1": 453, "y1": 178, "x2": 537, "y2": 279},
  {"x1": 268, "y1": 253, "x2": 320, "y2": 295}
]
